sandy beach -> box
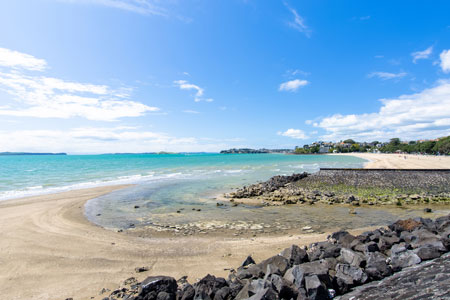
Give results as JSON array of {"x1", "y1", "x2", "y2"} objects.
[
  {"x1": 333, "y1": 153, "x2": 450, "y2": 169},
  {"x1": 0, "y1": 153, "x2": 449, "y2": 300},
  {"x1": 0, "y1": 185, "x2": 375, "y2": 300}
]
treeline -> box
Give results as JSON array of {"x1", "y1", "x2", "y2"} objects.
[{"x1": 380, "y1": 137, "x2": 450, "y2": 155}]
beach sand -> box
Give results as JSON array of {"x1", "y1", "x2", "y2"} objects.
[
  {"x1": 1, "y1": 153, "x2": 449, "y2": 300},
  {"x1": 332, "y1": 153, "x2": 450, "y2": 169},
  {"x1": 0, "y1": 185, "x2": 372, "y2": 300}
]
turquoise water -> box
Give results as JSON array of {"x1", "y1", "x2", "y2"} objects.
[{"x1": 0, "y1": 153, "x2": 365, "y2": 200}]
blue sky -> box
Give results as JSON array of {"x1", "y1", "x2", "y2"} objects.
[{"x1": 0, "y1": 0, "x2": 449, "y2": 153}]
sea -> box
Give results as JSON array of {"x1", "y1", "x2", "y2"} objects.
[{"x1": 3, "y1": 153, "x2": 444, "y2": 232}]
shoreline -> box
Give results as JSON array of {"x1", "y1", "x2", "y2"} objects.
[{"x1": 0, "y1": 184, "x2": 378, "y2": 300}]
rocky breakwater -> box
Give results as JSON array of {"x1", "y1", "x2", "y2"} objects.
[
  {"x1": 225, "y1": 170, "x2": 450, "y2": 206},
  {"x1": 97, "y1": 214, "x2": 450, "y2": 300}
]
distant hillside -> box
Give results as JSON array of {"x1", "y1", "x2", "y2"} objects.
[
  {"x1": 220, "y1": 148, "x2": 293, "y2": 154},
  {"x1": 0, "y1": 152, "x2": 67, "y2": 156}
]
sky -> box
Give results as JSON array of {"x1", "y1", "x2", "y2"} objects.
[{"x1": 0, "y1": 0, "x2": 450, "y2": 153}]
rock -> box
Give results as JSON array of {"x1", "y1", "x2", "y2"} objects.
[
  {"x1": 334, "y1": 263, "x2": 368, "y2": 294},
  {"x1": 338, "y1": 248, "x2": 366, "y2": 268},
  {"x1": 409, "y1": 229, "x2": 446, "y2": 252},
  {"x1": 157, "y1": 291, "x2": 174, "y2": 300},
  {"x1": 304, "y1": 275, "x2": 329, "y2": 300},
  {"x1": 283, "y1": 265, "x2": 305, "y2": 290},
  {"x1": 329, "y1": 231, "x2": 356, "y2": 248},
  {"x1": 269, "y1": 274, "x2": 298, "y2": 300},
  {"x1": 179, "y1": 284, "x2": 195, "y2": 300},
  {"x1": 135, "y1": 266, "x2": 149, "y2": 273},
  {"x1": 137, "y1": 276, "x2": 177, "y2": 300},
  {"x1": 280, "y1": 245, "x2": 309, "y2": 266},
  {"x1": 134, "y1": 205, "x2": 140, "y2": 209},
  {"x1": 258, "y1": 255, "x2": 289, "y2": 276},
  {"x1": 364, "y1": 252, "x2": 392, "y2": 280},
  {"x1": 307, "y1": 242, "x2": 341, "y2": 261},
  {"x1": 193, "y1": 274, "x2": 228, "y2": 300},
  {"x1": 213, "y1": 287, "x2": 230, "y2": 300},
  {"x1": 414, "y1": 244, "x2": 442, "y2": 260},
  {"x1": 424, "y1": 207, "x2": 432, "y2": 213},
  {"x1": 236, "y1": 264, "x2": 264, "y2": 279},
  {"x1": 241, "y1": 255, "x2": 256, "y2": 267},
  {"x1": 389, "y1": 250, "x2": 421, "y2": 271}
]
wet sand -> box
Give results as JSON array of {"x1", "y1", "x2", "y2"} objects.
[
  {"x1": 0, "y1": 185, "x2": 376, "y2": 300},
  {"x1": 333, "y1": 153, "x2": 450, "y2": 169}
]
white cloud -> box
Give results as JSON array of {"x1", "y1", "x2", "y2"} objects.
[
  {"x1": 411, "y1": 46, "x2": 433, "y2": 63},
  {"x1": 278, "y1": 128, "x2": 308, "y2": 139},
  {"x1": 368, "y1": 71, "x2": 407, "y2": 80},
  {"x1": 59, "y1": 0, "x2": 168, "y2": 16},
  {"x1": 440, "y1": 49, "x2": 450, "y2": 73},
  {"x1": 279, "y1": 79, "x2": 309, "y2": 92},
  {"x1": 284, "y1": 2, "x2": 311, "y2": 37},
  {"x1": 0, "y1": 48, "x2": 47, "y2": 71},
  {"x1": 0, "y1": 48, "x2": 158, "y2": 121},
  {"x1": 313, "y1": 80, "x2": 450, "y2": 141},
  {"x1": 0, "y1": 127, "x2": 239, "y2": 153},
  {"x1": 183, "y1": 110, "x2": 200, "y2": 114},
  {"x1": 174, "y1": 79, "x2": 213, "y2": 102}
]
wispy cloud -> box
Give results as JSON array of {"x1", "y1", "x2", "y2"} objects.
[
  {"x1": 59, "y1": 0, "x2": 168, "y2": 16},
  {"x1": 0, "y1": 48, "x2": 47, "y2": 71},
  {"x1": 279, "y1": 79, "x2": 309, "y2": 92},
  {"x1": 277, "y1": 128, "x2": 308, "y2": 139},
  {"x1": 0, "y1": 47, "x2": 158, "y2": 121},
  {"x1": 284, "y1": 2, "x2": 311, "y2": 37},
  {"x1": 174, "y1": 79, "x2": 213, "y2": 102},
  {"x1": 411, "y1": 46, "x2": 433, "y2": 63},
  {"x1": 368, "y1": 71, "x2": 407, "y2": 80},
  {"x1": 183, "y1": 109, "x2": 200, "y2": 114},
  {"x1": 312, "y1": 80, "x2": 450, "y2": 141},
  {"x1": 359, "y1": 16, "x2": 370, "y2": 21},
  {"x1": 440, "y1": 49, "x2": 450, "y2": 73}
]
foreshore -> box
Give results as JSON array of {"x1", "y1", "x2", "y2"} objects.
[{"x1": 0, "y1": 153, "x2": 449, "y2": 300}]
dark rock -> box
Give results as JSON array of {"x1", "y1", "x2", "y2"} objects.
[
  {"x1": 193, "y1": 274, "x2": 228, "y2": 300},
  {"x1": 364, "y1": 252, "x2": 392, "y2": 280},
  {"x1": 157, "y1": 291, "x2": 174, "y2": 300},
  {"x1": 137, "y1": 276, "x2": 177, "y2": 300},
  {"x1": 258, "y1": 255, "x2": 289, "y2": 276},
  {"x1": 241, "y1": 255, "x2": 256, "y2": 267},
  {"x1": 213, "y1": 287, "x2": 230, "y2": 300},
  {"x1": 304, "y1": 275, "x2": 329, "y2": 300},
  {"x1": 236, "y1": 264, "x2": 264, "y2": 279},
  {"x1": 180, "y1": 284, "x2": 195, "y2": 300},
  {"x1": 424, "y1": 207, "x2": 432, "y2": 213},
  {"x1": 135, "y1": 266, "x2": 149, "y2": 273},
  {"x1": 414, "y1": 244, "x2": 442, "y2": 260},
  {"x1": 307, "y1": 242, "x2": 341, "y2": 261},
  {"x1": 283, "y1": 265, "x2": 305, "y2": 290},
  {"x1": 280, "y1": 245, "x2": 309, "y2": 266},
  {"x1": 269, "y1": 274, "x2": 298, "y2": 300},
  {"x1": 334, "y1": 263, "x2": 368, "y2": 294},
  {"x1": 409, "y1": 229, "x2": 446, "y2": 252}
]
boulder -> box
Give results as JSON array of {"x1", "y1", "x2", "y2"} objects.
[
  {"x1": 241, "y1": 256, "x2": 256, "y2": 267},
  {"x1": 213, "y1": 287, "x2": 230, "y2": 300},
  {"x1": 180, "y1": 284, "x2": 195, "y2": 300},
  {"x1": 414, "y1": 244, "x2": 442, "y2": 260},
  {"x1": 307, "y1": 242, "x2": 341, "y2": 261},
  {"x1": 136, "y1": 276, "x2": 178, "y2": 300},
  {"x1": 280, "y1": 245, "x2": 309, "y2": 266},
  {"x1": 304, "y1": 275, "x2": 329, "y2": 300},
  {"x1": 258, "y1": 255, "x2": 289, "y2": 277},
  {"x1": 236, "y1": 264, "x2": 264, "y2": 279},
  {"x1": 269, "y1": 274, "x2": 298, "y2": 300},
  {"x1": 193, "y1": 274, "x2": 228, "y2": 300},
  {"x1": 389, "y1": 218, "x2": 422, "y2": 233},
  {"x1": 329, "y1": 231, "x2": 356, "y2": 248},
  {"x1": 389, "y1": 250, "x2": 421, "y2": 271},
  {"x1": 409, "y1": 229, "x2": 446, "y2": 252},
  {"x1": 334, "y1": 264, "x2": 368, "y2": 294},
  {"x1": 364, "y1": 252, "x2": 392, "y2": 280},
  {"x1": 338, "y1": 248, "x2": 366, "y2": 268}
]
